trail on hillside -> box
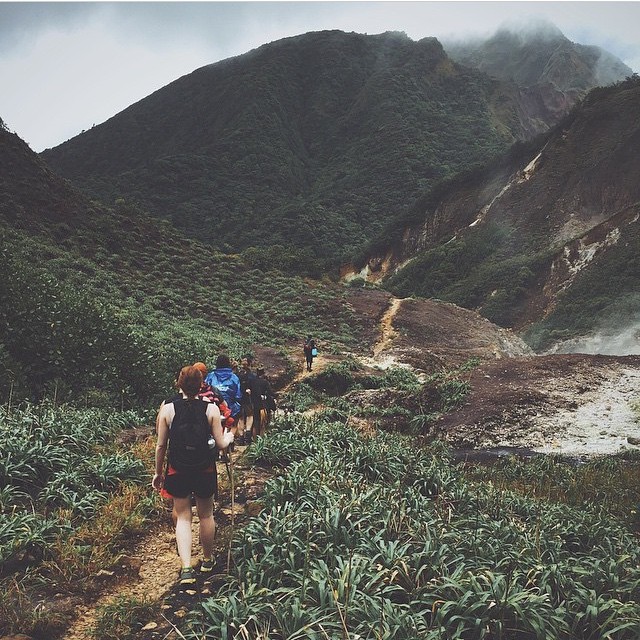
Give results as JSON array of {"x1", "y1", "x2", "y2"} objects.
[
  {"x1": 373, "y1": 297, "x2": 401, "y2": 357},
  {"x1": 61, "y1": 352, "x2": 334, "y2": 639},
  {"x1": 62, "y1": 449, "x2": 269, "y2": 640}
]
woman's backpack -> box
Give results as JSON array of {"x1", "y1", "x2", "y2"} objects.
[{"x1": 168, "y1": 398, "x2": 216, "y2": 472}]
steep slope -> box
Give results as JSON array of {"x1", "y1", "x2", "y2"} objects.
[
  {"x1": 41, "y1": 29, "x2": 585, "y2": 265},
  {"x1": 354, "y1": 76, "x2": 640, "y2": 350}
]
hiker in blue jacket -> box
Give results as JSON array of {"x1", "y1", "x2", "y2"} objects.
[{"x1": 204, "y1": 354, "x2": 242, "y2": 435}]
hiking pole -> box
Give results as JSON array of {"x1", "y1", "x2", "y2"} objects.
[{"x1": 225, "y1": 444, "x2": 236, "y2": 573}]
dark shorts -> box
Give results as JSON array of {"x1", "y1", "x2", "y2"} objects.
[
  {"x1": 240, "y1": 398, "x2": 253, "y2": 417},
  {"x1": 163, "y1": 471, "x2": 217, "y2": 500}
]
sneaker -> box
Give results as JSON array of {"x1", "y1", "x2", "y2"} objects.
[
  {"x1": 200, "y1": 559, "x2": 214, "y2": 574},
  {"x1": 179, "y1": 567, "x2": 196, "y2": 585}
]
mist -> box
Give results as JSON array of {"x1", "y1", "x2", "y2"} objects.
[{"x1": 553, "y1": 323, "x2": 640, "y2": 356}]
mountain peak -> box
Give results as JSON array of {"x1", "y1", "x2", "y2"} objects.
[{"x1": 492, "y1": 17, "x2": 566, "y2": 45}]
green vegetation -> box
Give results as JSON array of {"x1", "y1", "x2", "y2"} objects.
[
  {"x1": 523, "y1": 220, "x2": 640, "y2": 350},
  {"x1": 0, "y1": 403, "x2": 156, "y2": 637},
  {"x1": 0, "y1": 219, "x2": 365, "y2": 405},
  {"x1": 178, "y1": 417, "x2": 640, "y2": 639},
  {"x1": 91, "y1": 595, "x2": 156, "y2": 640},
  {"x1": 42, "y1": 31, "x2": 531, "y2": 266},
  {"x1": 385, "y1": 221, "x2": 551, "y2": 327},
  {"x1": 464, "y1": 452, "x2": 640, "y2": 532}
]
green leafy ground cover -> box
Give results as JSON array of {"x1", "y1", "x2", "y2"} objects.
[
  {"x1": 177, "y1": 416, "x2": 640, "y2": 639},
  {"x1": 0, "y1": 223, "x2": 365, "y2": 405},
  {"x1": 0, "y1": 403, "x2": 155, "y2": 637}
]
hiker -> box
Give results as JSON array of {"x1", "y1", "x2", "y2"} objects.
[
  {"x1": 303, "y1": 335, "x2": 317, "y2": 371},
  {"x1": 193, "y1": 362, "x2": 234, "y2": 430},
  {"x1": 204, "y1": 354, "x2": 242, "y2": 435},
  {"x1": 153, "y1": 365, "x2": 234, "y2": 585},
  {"x1": 250, "y1": 366, "x2": 276, "y2": 441},
  {"x1": 236, "y1": 356, "x2": 256, "y2": 445}
]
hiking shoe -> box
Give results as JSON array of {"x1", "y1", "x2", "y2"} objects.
[
  {"x1": 200, "y1": 559, "x2": 214, "y2": 574},
  {"x1": 179, "y1": 567, "x2": 196, "y2": 585}
]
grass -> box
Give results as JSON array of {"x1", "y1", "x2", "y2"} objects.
[
  {"x1": 90, "y1": 595, "x2": 157, "y2": 640},
  {"x1": 463, "y1": 451, "x2": 640, "y2": 533},
  {"x1": 180, "y1": 416, "x2": 640, "y2": 639},
  {"x1": 0, "y1": 404, "x2": 163, "y2": 638}
]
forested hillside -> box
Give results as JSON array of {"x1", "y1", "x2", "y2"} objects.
[
  {"x1": 0, "y1": 122, "x2": 368, "y2": 404},
  {"x1": 354, "y1": 76, "x2": 640, "y2": 349},
  {"x1": 40, "y1": 29, "x2": 610, "y2": 269}
]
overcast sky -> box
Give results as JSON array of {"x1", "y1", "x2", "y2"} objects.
[{"x1": 1, "y1": 1, "x2": 639, "y2": 152}]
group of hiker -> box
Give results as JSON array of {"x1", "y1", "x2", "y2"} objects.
[
  {"x1": 152, "y1": 354, "x2": 277, "y2": 585},
  {"x1": 153, "y1": 339, "x2": 317, "y2": 586}
]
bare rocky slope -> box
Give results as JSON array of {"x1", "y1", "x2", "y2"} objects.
[{"x1": 351, "y1": 77, "x2": 640, "y2": 348}]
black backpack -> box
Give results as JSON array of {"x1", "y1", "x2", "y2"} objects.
[{"x1": 168, "y1": 397, "x2": 216, "y2": 472}]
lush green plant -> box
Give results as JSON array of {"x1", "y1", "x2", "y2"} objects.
[
  {"x1": 464, "y1": 453, "x2": 640, "y2": 533},
  {"x1": 187, "y1": 416, "x2": 640, "y2": 639},
  {"x1": 0, "y1": 403, "x2": 146, "y2": 566}
]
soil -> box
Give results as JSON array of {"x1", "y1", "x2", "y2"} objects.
[
  {"x1": 434, "y1": 353, "x2": 640, "y2": 458},
  {"x1": 20, "y1": 292, "x2": 638, "y2": 640}
]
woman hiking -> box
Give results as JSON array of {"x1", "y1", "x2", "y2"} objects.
[
  {"x1": 205, "y1": 354, "x2": 242, "y2": 436},
  {"x1": 153, "y1": 365, "x2": 234, "y2": 585}
]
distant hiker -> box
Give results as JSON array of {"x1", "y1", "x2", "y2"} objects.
[
  {"x1": 249, "y1": 366, "x2": 276, "y2": 441},
  {"x1": 236, "y1": 356, "x2": 256, "y2": 445},
  {"x1": 193, "y1": 362, "x2": 234, "y2": 430},
  {"x1": 303, "y1": 335, "x2": 317, "y2": 372},
  {"x1": 153, "y1": 365, "x2": 234, "y2": 585},
  {"x1": 204, "y1": 354, "x2": 242, "y2": 435}
]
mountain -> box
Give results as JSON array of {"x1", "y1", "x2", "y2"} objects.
[
  {"x1": 444, "y1": 20, "x2": 633, "y2": 124},
  {"x1": 351, "y1": 76, "x2": 640, "y2": 351},
  {"x1": 40, "y1": 28, "x2": 612, "y2": 267},
  {"x1": 1, "y1": 117, "x2": 536, "y2": 400},
  {"x1": 445, "y1": 21, "x2": 632, "y2": 90}
]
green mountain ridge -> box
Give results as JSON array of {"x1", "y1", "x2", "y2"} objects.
[
  {"x1": 361, "y1": 76, "x2": 640, "y2": 349},
  {"x1": 41, "y1": 28, "x2": 606, "y2": 266},
  {"x1": 0, "y1": 122, "x2": 367, "y2": 403}
]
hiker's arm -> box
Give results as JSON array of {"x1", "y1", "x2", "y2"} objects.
[
  {"x1": 152, "y1": 405, "x2": 171, "y2": 489},
  {"x1": 208, "y1": 402, "x2": 233, "y2": 449}
]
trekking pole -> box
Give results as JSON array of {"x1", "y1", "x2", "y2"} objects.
[{"x1": 225, "y1": 443, "x2": 236, "y2": 573}]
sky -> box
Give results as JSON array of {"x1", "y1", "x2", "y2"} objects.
[{"x1": 1, "y1": 1, "x2": 639, "y2": 152}]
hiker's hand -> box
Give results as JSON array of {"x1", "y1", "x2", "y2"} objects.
[
  {"x1": 222, "y1": 430, "x2": 234, "y2": 449},
  {"x1": 151, "y1": 473, "x2": 163, "y2": 491}
]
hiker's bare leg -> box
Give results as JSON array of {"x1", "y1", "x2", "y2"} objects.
[
  {"x1": 244, "y1": 414, "x2": 253, "y2": 442},
  {"x1": 195, "y1": 495, "x2": 215, "y2": 560},
  {"x1": 173, "y1": 496, "x2": 193, "y2": 568}
]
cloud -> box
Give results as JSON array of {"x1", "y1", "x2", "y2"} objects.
[{"x1": 1, "y1": 2, "x2": 639, "y2": 151}]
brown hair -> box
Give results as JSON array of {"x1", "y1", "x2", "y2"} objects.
[
  {"x1": 177, "y1": 365, "x2": 203, "y2": 398},
  {"x1": 193, "y1": 362, "x2": 208, "y2": 377}
]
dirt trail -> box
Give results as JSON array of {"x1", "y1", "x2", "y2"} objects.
[
  {"x1": 373, "y1": 297, "x2": 401, "y2": 358},
  {"x1": 62, "y1": 518, "x2": 179, "y2": 640},
  {"x1": 61, "y1": 450, "x2": 267, "y2": 640},
  {"x1": 61, "y1": 351, "x2": 335, "y2": 639},
  {"x1": 358, "y1": 297, "x2": 411, "y2": 372}
]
